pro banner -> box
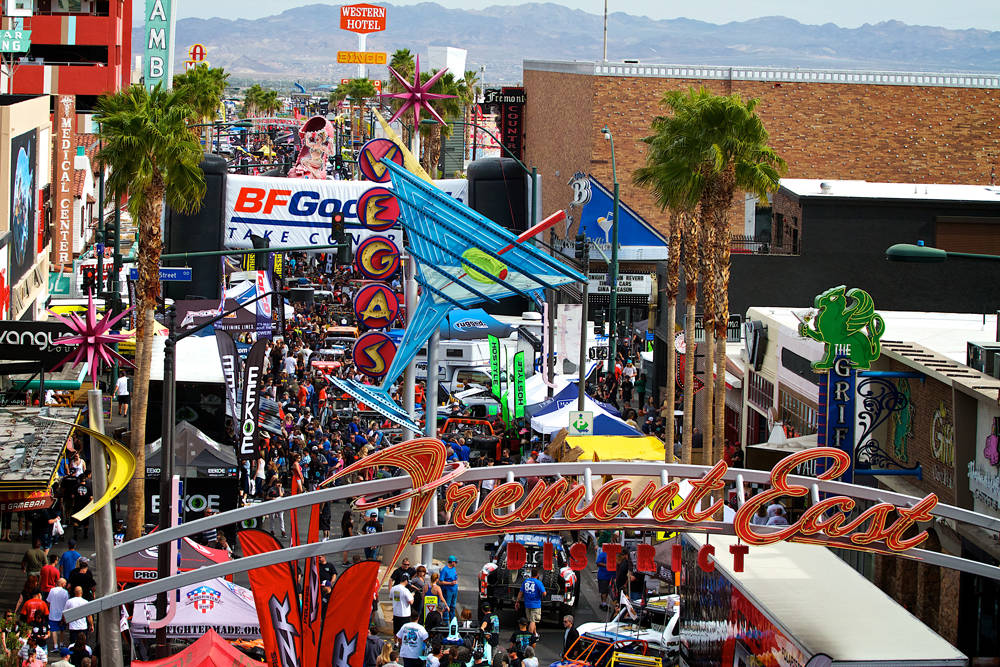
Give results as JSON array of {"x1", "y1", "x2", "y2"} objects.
[
  {"x1": 238, "y1": 339, "x2": 268, "y2": 461},
  {"x1": 300, "y1": 506, "x2": 322, "y2": 667},
  {"x1": 225, "y1": 174, "x2": 468, "y2": 249},
  {"x1": 513, "y1": 351, "x2": 526, "y2": 419},
  {"x1": 488, "y1": 334, "x2": 501, "y2": 399},
  {"x1": 214, "y1": 330, "x2": 240, "y2": 419},
  {"x1": 316, "y1": 561, "x2": 380, "y2": 667},
  {"x1": 237, "y1": 529, "x2": 303, "y2": 667}
]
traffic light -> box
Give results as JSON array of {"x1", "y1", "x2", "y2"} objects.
[
  {"x1": 574, "y1": 233, "x2": 586, "y2": 261},
  {"x1": 331, "y1": 211, "x2": 352, "y2": 265},
  {"x1": 82, "y1": 266, "x2": 98, "y2": 294}
]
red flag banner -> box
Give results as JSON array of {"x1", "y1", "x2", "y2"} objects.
[
  {"x1": 238, "y1": 530, "x2": 303, "y2": 667},
  {"x1": 317, "y1": 561, "x2": 380, "y2": 667},
  {"x1": 301, "y1": 506, "x2": 323, "y2": 667}
]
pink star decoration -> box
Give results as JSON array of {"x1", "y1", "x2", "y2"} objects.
[
  {"x1": 380, "y1": 55, "x2": 456, "y2": 132},
  {"x1": 48, "y1": 290, "x2": 135, "y2": 388}
]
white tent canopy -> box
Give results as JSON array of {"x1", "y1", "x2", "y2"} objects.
[
  {"x1": 150, "y1": 335, "x2": 226, "y2": 384},
  {"x1": 530, "y1": 394, "x2": 640, "y2": 436},
  {"x1": 147, "y1": 421, "x2": 237, "y2": 475},
  {"x1": 131, "y1": 577, "x2": 260, "y2": 640}
]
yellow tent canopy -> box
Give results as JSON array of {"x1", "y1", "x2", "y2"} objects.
[
  {"x1": 117, "y1": 323, "x2": 170, "y2": 355},
  {"x1": 564, "y1": 435, "x2": 667, "y2": 462}
]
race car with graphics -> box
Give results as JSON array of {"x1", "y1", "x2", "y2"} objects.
[
  {"x1": 576, "y1": 595, "x2": 680, "y2": 662},
  {"x1": 479, "y1": 533, "x2": 578, "y2": 620}
]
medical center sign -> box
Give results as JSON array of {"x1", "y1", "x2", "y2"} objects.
[{"x1": 51, "y1": 95, "x2": 74, "y2": 266}]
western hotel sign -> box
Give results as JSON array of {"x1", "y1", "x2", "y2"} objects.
[{"x1": 51, "y1": 95, "x2": 74, "y2": 267}]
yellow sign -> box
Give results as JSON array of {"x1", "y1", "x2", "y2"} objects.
[{"x1": 337, "y1": 51, "x2": 387, "y2": 64}]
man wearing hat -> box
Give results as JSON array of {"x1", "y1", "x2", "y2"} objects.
[
  {"x1": 51, "y1": 647, "x2": 72, "y2": 667},
  {"x1": 439, "y1": 556, "x2": 459, "y2": 623}
]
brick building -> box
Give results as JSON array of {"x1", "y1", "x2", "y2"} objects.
[
  {"x1": 524, "y1": 61, "x2": 1000, "y2": 240},
  {"x1": 2, "y1": 0, "x2": 132, "y2": 110}
]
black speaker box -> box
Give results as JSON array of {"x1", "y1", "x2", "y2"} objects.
[
  {"x1": 467, "y1": 157, "x2": 529, "y2": 234},
  {"x1": 163, "y1": 153, "x2": 228, "y2": 301}
]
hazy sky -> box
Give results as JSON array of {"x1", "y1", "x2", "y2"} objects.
[{"x1": 148, "y1": 0, "x2": 1000, "y2": 31}]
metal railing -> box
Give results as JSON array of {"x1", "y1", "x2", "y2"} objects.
[
  {"x1": 730, "y1": 234, "x2": 798, "y2": 256},
  {"x1": 692, "y1": 313, "x2": 743, "y2": 343}
]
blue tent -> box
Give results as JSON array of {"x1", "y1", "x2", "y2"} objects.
[
  {"x1": 438, "y1": 308, "x2": 514, "y2": 340},
  {"x1": 530, "y1": 392, "x2": 640, "y2": 436},
  {"x1": 527, "y1": 382, "x2": 620, "y2": 418}
]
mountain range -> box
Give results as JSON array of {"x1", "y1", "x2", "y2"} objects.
[{"x1": 132, "y1": 2, "x2": 1000, "y2": 86}]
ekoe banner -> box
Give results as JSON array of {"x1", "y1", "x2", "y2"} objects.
[{"x1": 224, "y1": 174, "x2": 468, "y2": 249}]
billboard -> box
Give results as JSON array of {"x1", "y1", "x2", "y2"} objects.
[
  {"x1": 224, "y1": 174, "x2": 467, "y2": 250},
  {"x1": 9, "y1": 129, "x2": 36, "y2": 286},
  {"x1": 0, "y1": 235, "x2": 8, "y2": 320}
]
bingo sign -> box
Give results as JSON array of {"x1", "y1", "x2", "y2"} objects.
[
  {"x1": 358, "y1": 138, "x2": 405, "y2": 183},
  {"x1": 357, "y1": 187, "x2": 399, "y2": 232},
  {"x1": 354, "y1": 283, "x2": 399, "y2": 329},
  {"x1": 353, "y1": 331, "x2": 396, "y2": 378},
  {"x1": 355, "y1": 236, "x2": 400, "y2": 280}
]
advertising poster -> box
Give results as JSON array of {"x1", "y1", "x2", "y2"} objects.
[
  {"x1": 0, "y1": 235, "x2": 9, "y2": 320},
  {"x1": 9, "y1": 129, "x2": 36, "y2": 286}
]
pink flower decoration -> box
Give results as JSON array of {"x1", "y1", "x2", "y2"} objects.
[
  {"x1": 48, "y1": 289, "x2": 135, "y2": 387},
  {"x1": 380, "y1": 55, "x2": 456, "y2": 132}
]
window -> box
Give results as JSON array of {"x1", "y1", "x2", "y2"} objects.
[
  {"x1": 455, "y1": 369, "x2": 490, "y2": 389},
  {"x1": 747, "y1": 370, "x2": 774, "y2": 412},
  {"x1": 778, "y1": 388, "x2": 817, "y2": 437}
]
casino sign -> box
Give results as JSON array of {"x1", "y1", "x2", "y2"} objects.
[
  {"x1": 354, "y1": 236, "x2": 400, "y2": 280},
  {"x1": 357, "y1": 187, "x2": 400, "y2": 232},
  {"x1": 354, "y1": 283, "x2": 399, "y2": 329},
  {"x1": 353, "y1": 331, "x2": 396, "y2": 378},
  {"x1": 358, "y1": 138, "x2": 405, "y2": 183}
]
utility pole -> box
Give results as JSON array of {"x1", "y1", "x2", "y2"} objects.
[{"x1": 603, "y1": 0, "x2": 609, "y2": 61}]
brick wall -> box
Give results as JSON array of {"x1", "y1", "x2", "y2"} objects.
[{"x1": 526, "y1": 67, "x2": 1000, "y2": 240}]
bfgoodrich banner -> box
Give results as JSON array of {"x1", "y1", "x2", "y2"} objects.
[{"x1": 224, "y1": 174, "x2": 467, "y2": 249}]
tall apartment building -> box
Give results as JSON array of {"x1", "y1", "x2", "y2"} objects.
[{"x1": 3, "y1": 0, "x2": 131, "y2": 110}]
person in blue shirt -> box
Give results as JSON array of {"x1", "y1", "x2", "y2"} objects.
[
  {"x1": 595, "y1": 549, "x2": 615, "y2": 611},
  {"x1": 439, "y1": 555, "x2": 459, "y2": 623},
  {"x1": 516, "y1": 567, "x2": 546, "y2": 635},
  {"x1": 58, "y1": 539, "x2": 81, "y2": 579}
]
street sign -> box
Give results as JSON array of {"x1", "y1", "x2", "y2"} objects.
[
  {"x1": 340, "y1": 3, "x2": 387, "y2": 33},
  {"x1": 569, "y1": 410, "x2": 594, "y2": 436},
  {"x1": 129, "y1": 267, "x2": 193, "y2": 282},
  {"x1": 337, "y1": 51, "x2": 386, "y2": 64},
  {"x1": 0, "y1": 29, "x2": 30, "y2": 52}
]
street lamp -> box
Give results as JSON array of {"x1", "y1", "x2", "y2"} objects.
[
  {"x1": 886, "y1": 241, "x2": 1000, "y2": 262},
  {"x1": 601, "y1": 126, "x2": 620, "y2": 375}
]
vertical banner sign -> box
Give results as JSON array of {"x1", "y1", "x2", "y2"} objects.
[
  {"x1": 301, "y1": 507, "x2": 322, "y2": 667},
  {"x1": 495, "y1": 87, "x2": 526, "y2": 161},
  {"x1": 513, "y1": 351, "x2": 526, "y2": 419},
  {"x1": 317, "y1": 561, "x2": 381, "y2": 667},
  {"x1": 255, "y1": 270, "x2": 273, "y2": 338},
  {"x1": 51, "y1": 95, "x2": 74, "y2": 267},
  {"x1": 816, "y1": 355, "x2": 857, "y2": 482},
  {"x1": 237, "y1": 530, "x2": 303, "y2": 667},
  {"x1": 239, "y1": 340, "x2": 268, "y2": 461},
  {"x1": 144, "y1": 0, "x2": 177, "y2": 91},
  {"x1": 488, "y1": 334, "x2": 501, "y2": 399},
  {"x1": 214, "y1": 330, "x2": 240, "y2": 419}
]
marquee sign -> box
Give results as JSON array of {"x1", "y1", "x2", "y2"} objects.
[
  {"x1": 340, "y1": 3, "x2": 387, "y2": 33},
  {"x1": 318, "y1": 439, "x2": 940, "y2": 586}
]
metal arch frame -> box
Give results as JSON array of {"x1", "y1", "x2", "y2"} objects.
[{"x1": 63, "y1": 461, "x2": 1000, "y2": 622}]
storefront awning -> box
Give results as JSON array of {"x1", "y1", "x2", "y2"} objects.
[
  {"x1": 0, "y1": 407, "x2": 80, "y2": 492},
  {"x1": 564, "y1": 435, "x2": 666, "y2": 461}
]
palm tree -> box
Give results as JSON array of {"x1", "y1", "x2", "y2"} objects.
[
  {"x1": 694, "y1": 95, "x2": 785, "y2": 463},
  {"x1": 330, "y1": 78, "x2": 377, "y2": 146},
  {"x1": 258, "y1": 89, "x2": 283, "y2": 116},
  {"x1": 418, "y1": 69, "x2": 462, "y2": 175},
  {"x1": 698, "y1": 205, "x2": 716, "y2": 464},
  {"x1": 459, "y1": 69, "x2": 480, "y2": 159},
  {"x1": 241, "y1": 83, "x2": 264, "y2": 117},
  {"x1": 94, "y1": 84, "x2": 207, "y2": 540},
  {"x1": 173, "y1": 64, "x2": 230, "y2": 146},
  {"x1": 635, "y1": 87, "x2": 785, "y2": 464}
]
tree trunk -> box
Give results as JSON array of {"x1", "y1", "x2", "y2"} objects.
[
  {"x1": 682, "y1": 285, "x2": 696, "y2": 465},
  {"x1": 714, "y1": 222, "x2": 731, "y2": 464},
  {"x1": 125, "y1": 178, "x2": 165, "y2": 540},
  {"x1": 699, "y1": 219, "x2": 716, "y2": 465},
  {"x1": 664, "y1": 215, "x2": 682, "y2": 462}
]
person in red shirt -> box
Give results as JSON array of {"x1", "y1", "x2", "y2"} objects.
[
  {"x1": 39, "y1": 555, "x2": 59, "y2": 594},
  {"x1": 18, "y1": 591, "x2": 48, "y2": 623}
]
